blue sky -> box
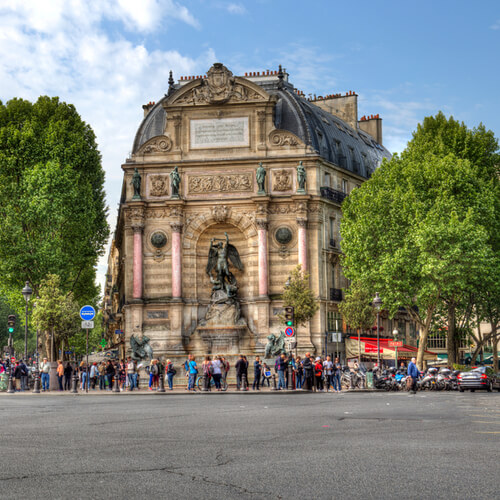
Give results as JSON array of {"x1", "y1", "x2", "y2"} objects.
[{"x1": 0, "y1": 0, "x2": 499, "y2": 290}]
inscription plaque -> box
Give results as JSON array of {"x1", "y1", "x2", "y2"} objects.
[
  {"x1": 190, "y1": 117, "x2": 249, "y2": 149},
  {"x1": 147, "y1": 311, "x2": 169, "y2": 319}
]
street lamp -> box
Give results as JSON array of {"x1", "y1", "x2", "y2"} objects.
[
  {"x1": 22, "y1": 281, "x2": 33, "y2": 362},
  {"x1": 393, "y1": 328, "x2": 399, "y2": 370},
  {"x1": 373, "y1": 292, "x2": 382, "y2": 369}
]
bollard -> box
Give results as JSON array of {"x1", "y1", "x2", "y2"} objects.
[
  {"x1": 271, "y1": 373, "x2": 278, "y2": 391},
  {"x1": 32, "y1": 366, "x2": 41, "y2": 394},
  {"x1": 242, "y1": 373, "x2": 248, "y2": 391},
  {"x1": 157, "y1": 366, "x2": 166, "y2": 393},
  {"x1": 71, "y1": 370, "x2": 78, "y2": 393},
  {"x1": 7, "y1": 364, "x2": 15, "y2": 394},
  {"x1": 113, "y1": 364, "x2": 121, "y2": 393},
  {"x1": 287, "y1": 365, "x2": 294, "y2": 390},
  {"x1": 201, "y1": 373, "x2": 208, "y2": 391}
]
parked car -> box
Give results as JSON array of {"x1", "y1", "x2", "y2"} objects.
[{"x1": 457, "y1": 367, "x2": 498, "y2": 392}]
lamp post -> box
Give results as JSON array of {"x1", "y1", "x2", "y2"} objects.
[
  {"x1": 22, "y1": 281, "x2": 33, "y2": 362},
  {"x1": 32, "y1": 297, "x2": 41, "y2": 393},
  {"x1": 393, "y1": 328, "x2": 399, "y2": 369},
  {"x1": 373, "y1": 292, "x2": 382, "y2": 369}
]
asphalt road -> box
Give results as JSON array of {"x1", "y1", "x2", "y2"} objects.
[{"x1": 0, "y1": 391, "x2": 499, "y2": 499}]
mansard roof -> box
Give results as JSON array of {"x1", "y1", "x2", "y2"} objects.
[{"x1": 132, "y1": 65, "x2": 391, "y2": 178}]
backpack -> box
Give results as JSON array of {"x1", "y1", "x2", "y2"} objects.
[{"x1": 151, "y1": 364, "x2": 158, "y2": 375}]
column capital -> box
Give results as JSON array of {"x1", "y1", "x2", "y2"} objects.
[
  {"x1": 131, "y1": 223, "x2": 144, "y2": 233},
  {"x1": 170, "y1": 222, "x2": 183, "y2": 233},
  {"x1": 296, "y1": 218, "x2": 308, "y2": 229},
  {"x1": 256, "y1": 219, "x2": 269, "y2": 231}
]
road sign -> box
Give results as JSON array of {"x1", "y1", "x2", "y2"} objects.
[
  {"x1": 80, "y1": 305, "x2": 96, "y2": 321},
  {"x1": 330, "y1": 332, "x2": 342, "y2": 342},
  {"x1": 115, "y1": 329, "x2": 124, "y2": 335},
  {"x1": 285, "y1": 326, "x2": 295, "y2": 337},
  {"x1": 389, "y1": 341, "x2": 403, "y2": 347},
  {"x1": 81, "y1": 320, "x2": 94, "y2": 329}
]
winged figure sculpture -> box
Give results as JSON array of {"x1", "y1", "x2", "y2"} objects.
[{"x1": 206, "y1": 232, "x2": 243, "y2": 295}]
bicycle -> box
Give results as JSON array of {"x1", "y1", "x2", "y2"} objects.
[{"x1": 195, "y1": 375, "x2": 228, "y2": 391}]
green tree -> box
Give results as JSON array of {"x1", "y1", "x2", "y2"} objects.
[
  {"x1": 31, "y1": 274, "x2": 80, "y2": 362},
  {"x1": 0, "y1": 96, "x2": 109, "y2": 305},
  {"x1": 341, "y1": 114, "x2": 499, "y2": 368},
  {"x1": 68, "y1": 311, "x2": 104, "y2": 359},
  {"x1": 282, "y1": 265, "x2": 319, "y2": 326}
]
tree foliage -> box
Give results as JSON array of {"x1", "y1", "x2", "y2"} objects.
[
  {"x1": 0, "y1": 96, "x2": 109, "y2": 306},
  {"x1": 340, "y1": 113, "x2": 499, "y2": 368},
  {"x1": 282, "y1": 265, "x2": 319, "y2": 327},
  {"x1": 31, "y1": 274, "x2": 80, "y2": 362},
  {"x1": 339, "y1": 281, "x2": 375, "y2": 332}
]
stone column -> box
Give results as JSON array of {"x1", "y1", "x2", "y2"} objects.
[
  {"x1": 132, "y1": 224, "x2": 144, "y2": 299},
  {"x1": 170, "y1": 222, "x2": 183, "y2": 299},
  {"x1": 297, "y1": 218, "x2": 308, "y2": 271},
  {"x1": 256, "y1": 219, "x2": 269, "y2": 297}
]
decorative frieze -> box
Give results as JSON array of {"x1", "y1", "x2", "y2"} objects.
[
  {"x1": 269, "y1": 129, "x2": 300, "y2": 147},
  {"x1": 188, "y1": 173, "x2": 253, "y2": 194},
  {"x1": 149, "y1": 175, "x2": 169, "y2": 197},
  {"x1": 138, "y1": 136, "x2": 172, "y2": 154}
]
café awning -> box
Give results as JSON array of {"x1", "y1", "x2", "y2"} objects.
[{"x1": 345, "y1": 337, "x2": 437, "y2": 361}]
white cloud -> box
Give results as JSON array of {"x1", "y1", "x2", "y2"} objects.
[
  {"x1": 0, "y1": 0, "x2": 212, "y2": 292},
  {"x1": 490, "y1": 19, "x2": 500, "y2": 30},
  {"x1": 227, "y1": 2, "x2": 246, "y2": 15}
]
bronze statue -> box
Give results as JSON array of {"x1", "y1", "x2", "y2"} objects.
[
  {"x1": 131, "y1": 168, "x2": 141, "y2": 200},
  {"x1": 130, "y1": 334, "x2": 153, "y2": 361},
  {"x1": 256, "y1": 162, "x2": 266, "y2": 195},
  {"x1": 265, "y1": 331, "x2": 287, "y2": 358},
  {"x1": 206, "y1": 232, "x2": 243, "y2": 295},
  {"x1": 297, "y1": 161, "x2": 306, "y2": 193},
  {"x1": 170, "y1": 166, "x2": 180, "y2": 199}
]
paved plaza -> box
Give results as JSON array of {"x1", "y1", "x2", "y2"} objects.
[{"x1": 0, "y1": 391, "x2": 499, "y2": 499}]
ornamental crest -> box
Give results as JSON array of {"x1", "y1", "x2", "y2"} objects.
[
  {"x1": 149, "y1": 175, "x2": 168, "y2": 197},
  {"x1": 272, "y1": 169, "x2": 292, "y2": 192},
  {"x1": 212, "y1": 205, "x2": 229, "y2": 223}
]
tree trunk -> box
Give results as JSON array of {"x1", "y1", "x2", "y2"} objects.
[
  {"x1": 493, "y1": 332, "x2": 498, "y2": 371},
  {"x1": 447, "y1": 304, "x2": 458, "y2": 365}
]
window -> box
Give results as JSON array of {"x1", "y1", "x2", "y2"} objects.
[
  {"x1": 328, "y1": 312, "x2": 342, "y2": 332},
  {"x1": 342, "y1": 179, "x2": 348, "y2": 194},
  {"x1": 324, "y1": 172, "x2": 331, "y2": 187},
  {"x1": 409, "y1": 322, "x2": 418, "y2": 339},
  {"x1": 398, "y1": 320, "x2": 406, "y2": 339},
  {"x1": 331, "y1": 264, "x2": 336, "y2": 288},
  {"x1": 329, "y1": 218, "x2": 335, "y2": 245}
]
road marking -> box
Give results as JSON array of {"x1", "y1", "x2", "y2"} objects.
[
  {"x1": 474, "y1": 431, "x2": 500, "y2": 434},
  {"x1": 472, "y1": 421, "x2": 500, "y2": 424}
]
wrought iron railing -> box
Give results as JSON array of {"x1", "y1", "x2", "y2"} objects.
[{"x1": 320, "y1": 187, "x2": 347, "y2": 203}]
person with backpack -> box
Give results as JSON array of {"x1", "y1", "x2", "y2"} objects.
[
  {"x1": 211, "y1": 356, "x2": 223, "y2": 391},
  {"x1": 295, "y1": 356, "x2": 304, "y2": 389},
  {"x1": 165, "y1": 359, "x2": 176, "y2": 390},
  {"x1": 187, "y1": 355, "x2": 198, "y2": 391},
  {"x1": 252, "y1": 356, "x2": 262, "y2": 391},
  {"x1": 149, "y1": 359, "x2": 159, "y2": 390},
  {"x1": 276, "y1": 353, "x2": 287, "y2": 390},
  {"x1": 19, "y1": 359, "x2": 29, "y2": 391}
]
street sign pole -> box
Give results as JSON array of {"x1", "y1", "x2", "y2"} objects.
[{"x1": 86, "y1": 328, "x2": 89, "y2": 394}]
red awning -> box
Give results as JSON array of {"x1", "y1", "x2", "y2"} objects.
[{"x1": 356, "y1": 337, "x2": 436, "y2": 356}]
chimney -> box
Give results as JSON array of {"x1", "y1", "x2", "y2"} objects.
[
  {"x1": 142, "y1": 101, "x2": 155, "y2": 117},
  {"x1": 358, "y1": 114, "x2": 383, "y2": 145}
]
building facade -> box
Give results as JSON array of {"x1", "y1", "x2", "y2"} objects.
[{"x1": 102, "y1": 63, "x2": 391, "y2": 362}]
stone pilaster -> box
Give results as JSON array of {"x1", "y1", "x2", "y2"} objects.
[
  {"x1": 256, "y1": 219, "x2": 269, "y2": 297},
  {"x1": 170, "y1": 222, "x2": 183, "y2": 299},
  {"x1": 297, "y1": 217, "x2": 308, "y2": 272}
]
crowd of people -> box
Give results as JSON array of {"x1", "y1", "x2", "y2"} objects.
[{"x1": 2, "y1": 352, "x2": 347, "y2": 392}]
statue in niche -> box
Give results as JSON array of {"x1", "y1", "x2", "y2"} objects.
[
  {"x1": 256, "y1": 162, "x2": 266, "y2": 195},
  {"x1": 131, "y1": 168, "x2": 142, "y2": 200},
  {"x1": 170, "y1": 166, "x2": 181, "y2": 199},
  {"x1": 297, "y1": 161, "x2": 306, "y2": 193}
]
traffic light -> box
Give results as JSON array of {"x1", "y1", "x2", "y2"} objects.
[
  {"x1": 7, "y1": 315, "x2": 15, "y2": 334},
  {"x1": 284, "y1": 306, "x2": 294, "y2": 326}
]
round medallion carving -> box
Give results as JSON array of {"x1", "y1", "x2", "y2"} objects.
[
  {"x1": 150, "y1": 231, "x2": 167, "y2": 248},
  {"x1": 275, "y1": 227, "x2": 293, "y2": 245}
]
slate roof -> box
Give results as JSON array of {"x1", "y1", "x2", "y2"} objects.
[{"x1": 132, "y1": 79, "x2": 391, "y2": 178}]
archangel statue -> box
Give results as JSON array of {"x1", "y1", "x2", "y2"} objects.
[{"x1": 206, "y1": 232, "x2": 243, "y2": 297}]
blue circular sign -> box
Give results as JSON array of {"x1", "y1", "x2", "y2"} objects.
[
  {"x1": 80, "y1": 305, "x2": 96, "y2": 321},
  {"x1": 285, "y1": 327, "x2": 295, "y2": 337}
]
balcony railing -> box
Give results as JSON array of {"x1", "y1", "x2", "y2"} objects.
[
  {"x1": 320, "y1": 187, "x2": 347, "y2": 204},
  {"x1": 330, "y1": 288, "x2": 343, "y2": 301}
]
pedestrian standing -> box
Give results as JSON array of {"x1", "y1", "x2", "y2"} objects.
[
  {"x1": 333, "y1": 357, "x2": 342, "y2": 393},
  {"x1": 314, "y1": 357, "x2": 324, "y2": 391},
  {"x1": 13, "y1": 361, "x2": 22, "y2": 391},
  {"x1": 90, "y1": 362, "x2": 99, "y2": 390},
  {"x1": 221, "y1": 356, "x2": 230, "y2": 381},
  {"x1": 302, "y1": 353, "x2": 314, "y2": 391},
  {"x1": 119, "y1": 360, "x2": 127, "y2": 391},
  {"x1": 261, "y1": 363, "x2": 271, "y2": 387},
  {"x1": 57, "y1": 360, "x2": 64, "y2": 391},
  {"x1": 202, "y1": 356, "x2": 212, "y2": 391},
  {"x1": 407, "y1": 357, "x2": 419, "y2": 394},
  {"x1": 323, "y1": 356, "x2": 333, "y2": 392},
  {"x1": 165, "y1": 359, "x2": 176, "y2": 390},
  {"x1": 187, "y1": 356, "x2": 197, "y2": 391},
  {"x1": 64, "y1": 362, "x2": 73, "y2": 390},
  {"x1": 40, "y1": 357, "x2": 51, "y2": 391},
  {"x1": 276, "y1": 353, "x2": 287, "y2": 390},
  {"x1": 19, "y1": 360, "x2": 28, "y2": 391},
  {"x1": 98, "y1": 361, "x2": 106, "y2": 390},
  {"x1": 235, "y1": 354, "x2": 246, "y2": 390},
  {"x1": 212, "y1": 356, "x2": 223, "y2": 391},
  {"x1": 126, "y1": 356, "x2": 136, "y2": 391},
  {"x1": 253, "y1": 356, "x2": 262, "y2": 390},
  {"x1": 296, "y1": 356, "x2": 303, "y2": 389}
]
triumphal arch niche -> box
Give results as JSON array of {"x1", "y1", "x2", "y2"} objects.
[{"x1": 104, "y1": 62, "x2": 391, "y2": 362}]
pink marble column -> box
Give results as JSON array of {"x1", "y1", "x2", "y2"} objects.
[
  {"x1": 257, "y1": 220, "x2": 269, "y2": 296},
  {"x1": 170, "y1": 222, "x2": 183, "y2": 299},
  {"x1": 297, "y1": 218, "x2": 308, "y2": 272},
  {"x1": 132, "y1": 225, "x2": 143, "y2": 299}
]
